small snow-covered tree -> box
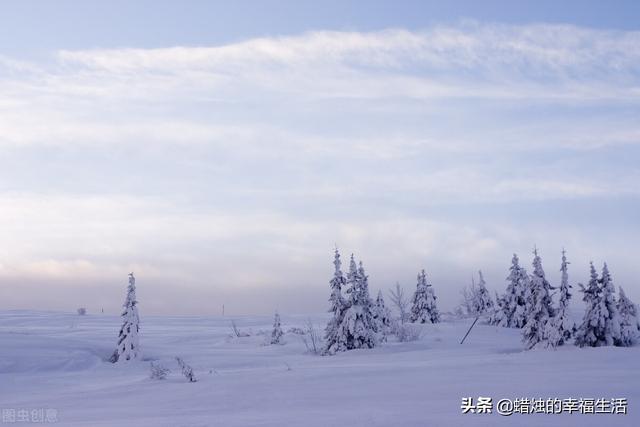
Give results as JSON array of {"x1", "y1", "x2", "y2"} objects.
[
  {"x1": 323, "y1": 248, "x2": 348, "y2": 354},
  {"x1": 575, "y1": 263, "x2": 621, "y2": 347},
  {"x1": 491, "y1": 254, "x2": 528, "y2": 327},
  {"x1": 334, "y1": 256, "x2": 378, "y2": 350},
  {"x1": 522, "y1": 249, "x2": 555, "y2": 349},
  {"x1": 617, "y1": 287, "x2": 640, "y2": 347},
  {"x1": 373, "y1": 290, "x2": 392, "y2": 341},
  {"x1": 410, "y1": 269, "x2": 440, "y2": 324},
  {"x1": 410, "y1": 270, "x2": 429, "y2": 323},
  {"x1": 175, "y1": 357, "x2": 197, "y2": 382},
  {"x1": 271, "y1": 311, "x2": 284, "y2": 345},
  {"x1": 425, "y1": 277, "x2": 440, "y2": 323},
  {"x1": 388, "y1": 282, "x2": 410, "y2": 324},
  {"x1": 110, "y1": 272, "x2": 141, "y2": 363},
  {"x1": 490, "y1": 291, "x2": 505, "y2": 326},
  {"x1": 473, "y1": 270, "x2": 494, "y2": 315},
  {"x1": 546, "y1": 249, "x2": 576, "y2": 348}
]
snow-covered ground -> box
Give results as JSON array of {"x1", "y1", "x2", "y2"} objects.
[{"x1": 0, "y1": 310, "x2": 638, "y2": 426}]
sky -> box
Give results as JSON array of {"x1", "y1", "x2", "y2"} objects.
[{"x1": 0, "y1": 1, "x2": 639, "y2": 315}]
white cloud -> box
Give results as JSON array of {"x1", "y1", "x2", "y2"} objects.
[
  {"x1": 57, "y1": 24, "x2": 640, "y2": 76},
  {"x1": 1, "y1": 23, "x2": 639, "y2": 313}
]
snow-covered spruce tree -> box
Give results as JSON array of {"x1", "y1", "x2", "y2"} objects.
[
  {"x1": 110, "y1": 272, "x2": 141, "y2": 363},
  {"x1": 323, "y1": 248, "x2": 348, "y2": 354},
  {"x1": 175, "y1": 357, "x2": 197, "y2": 382},
  {"x1": 425, "y1": 276, "x2": 440, "y2": 323},
  {"x1": 489, "y1": 291, "x2": 505, "y2": 326},
  {"x1": 271, "y1": 311, "x2": 284, "y2": 345},
  {"x1": 601, "y1": 263, "x2": 622, "y2": 345},
  {"x1": 617, "y1": 287, "x2": 640, "y2": 347},
  {"x1": 473, "y1": 270, "x2": 494, "y2": 315},
  {"x1": 373, "y1": 290, "x2": 392, "y2": 341},
  {"x1": 546, "y1": 249, "x2": 576, "y2": 348},
  {"x1": 522, "y1": 249, "x2": 555, "y2": 349},
  {"x1": 574, "y1": 262, "x2": 604, "y2": 347},
  {"x1": 574, "y1": 262, "x2": 622, "y2": 347},
  {"x1": 334, "y1": 256, "x2": 378, "y2": 350},
  {"x1": 491, "y1": 254, "x2": 528, "y2": 327},
  {"x1": 410, "y1": 269, "x2": 440, "y2": 323}
]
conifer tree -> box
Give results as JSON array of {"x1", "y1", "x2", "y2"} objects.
[
  {"x1": 334, "y1": 256, "x2": 378, "y2": 350},
  {"x1": 373, "y1": 290, "x2": 392, "y2": 341},
  {"x1": 425, "y1": 277, "x2": 440, "y2": 323},
  {"x1": 601, "y1": 263, "x2": 622, "y2": 345},
  {"x1": 546, "y1": 249, "x2": 575, "y2": 347},
  {"x1": 575, "y1": 262, "x2": 621, "y2": 347},
  {"x1": 271, "y1": 311, "x2": 284, "y2": 345},
  {"x1": 522, "y1": 249, "x2": 555, "y2": 349},
  {"x1": 176, "y1": 357, "x2": 197, "y2": 382},
  {"x1": 574, "y1": 262, "x2": 603, "y2": 347},
  {"x1": 110, "y1": 272, "x2": 141, "y2": 363},
  {"x1": 473, "y1": 270, "x2": 494, "y2": 315},
  {"x1": 410, "y1": 270, "x2": 439, "y2": 323},
  {"x1": 617, "y1": 287, "x2": 640, "y2": 347},
  {"x1": 490, "y1": 291, "x2": 506, "y2": 326},
  {"x1": 493, "y1": 254, "x2": 528, "y2": 327},
  {"x1": 323, "y1": 248, "x2": 348, "y2": 354}
]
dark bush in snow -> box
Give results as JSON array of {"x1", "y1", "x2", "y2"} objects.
[{"x1": 175, "y1": 357, "x2": 197, "y2": 382}]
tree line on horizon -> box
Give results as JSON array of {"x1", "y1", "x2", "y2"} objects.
[
  {"x1": 107, "y1": 246, "x2": 640, "y2": 367},
  {"x1": 457, "y1": 248, "x2": 639, "y2": 349}
]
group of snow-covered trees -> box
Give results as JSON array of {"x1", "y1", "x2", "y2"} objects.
[
  {"x1": 323, "y1": 248, "x2": 441, "y2": 354},
  {"x1": 484, "y1": 249, "x2": 640, "y2": 350},
  {"x1": 109, "y1": 246, "x2": 638, "y2": 363},
  {"x1": 323, "y1": 249, "x2": 379, "y2": 354},
  {"x1": 574, "y1": 262, "x2": 640, "y2": 348}
]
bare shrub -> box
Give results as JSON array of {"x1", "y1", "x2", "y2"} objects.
[
  {"x1": 149, "y1": 362, "x2": 170, "y2": 380},
  {"x1": 300, "y1": 319, "x2": 323, "y2": 355},
  {"x1": 77, "y1": 307, "x2": 87, "y2": 316},
  {"x1": 395, "y1": 323, "x2": 424, "y2": 342},
  {"x1": 388, "y1": 282, "x2": 409, "y2": 324}
]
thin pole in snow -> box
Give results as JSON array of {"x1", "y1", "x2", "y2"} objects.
[{"x1": 460, "y1": 317, "x2": 479, "y2": 344}]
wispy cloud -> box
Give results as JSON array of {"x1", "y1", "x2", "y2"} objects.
[{"x1": 1, "y1": 23, "x2": 639, "y2": 313}]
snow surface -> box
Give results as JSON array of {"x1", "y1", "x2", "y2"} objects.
[{"x1": 0, "y1": 310, "x2": 638, "y2": 426}]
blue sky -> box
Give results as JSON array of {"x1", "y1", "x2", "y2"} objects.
[
  {"x1": 2, "y1": 0, "x2": 639, "y2": 56},
  {"x1": 0, "y1": 1, "x2": 639, "y2": 314}
]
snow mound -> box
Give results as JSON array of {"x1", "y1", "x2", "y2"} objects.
[{"x1": 0, "y1": 333, "x2": 104, "y2": 373}]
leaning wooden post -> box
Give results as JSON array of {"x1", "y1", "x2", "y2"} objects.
[{"x1": 460, "y1": 316, "x2": 479, "y2": 344}]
